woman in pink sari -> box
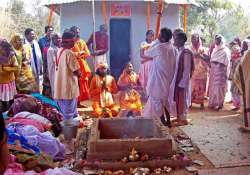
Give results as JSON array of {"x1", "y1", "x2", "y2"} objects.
[
  {"x1": 190, "y1": 34, "x2": 209, "y2": 109},
  {"x1": 139, "y1": 30, "x2": 155, "y2": 95},
  {"x1": 208, "y1": 35, "x2": 230, "y2": 110}
]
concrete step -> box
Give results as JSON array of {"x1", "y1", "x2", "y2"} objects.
[{"x1": 198, "y1": 166, "x2": 250, "y2": 175}]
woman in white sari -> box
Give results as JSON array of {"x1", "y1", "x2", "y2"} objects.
[
  {"x1": 138, "y1": 30, "x2": 155, "y2": 95},
  {"x1": 208, "y1": 35, "x2": 230, "y2": 110}
]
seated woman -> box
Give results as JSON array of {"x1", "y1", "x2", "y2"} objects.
[
  {"x1": 117, "y1": 62, "x2": 142, "y2": 117},
  {"x1": 89, "y1": 63, "x2": 119, "y2": 118}
]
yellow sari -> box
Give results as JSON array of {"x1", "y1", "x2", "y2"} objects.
[
  {"x1": 10, "y1": 34, "x2": 37, "y2": 93},
  {"x1": 118, "y1": 71, "x2": 142, "y2": 114}
]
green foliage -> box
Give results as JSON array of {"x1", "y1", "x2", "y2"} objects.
[
  {"x1": 0, "y1": 0, "x2": 59, "y2": 40},
  {"x1": 180, "y1": 0, "x2": 250, "y2": 46},
  {"x1": 10, "y1": 0, "x2": 25, "y2": 15}
]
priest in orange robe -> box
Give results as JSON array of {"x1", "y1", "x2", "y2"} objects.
[
  {"x1": 70, "y1": 26, "x2": 91, "y2": 107},
  {"x1": 89, "y1": 63, "x2": 119, "y2": 118}
]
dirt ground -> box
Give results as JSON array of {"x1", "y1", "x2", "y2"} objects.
[
  {"x1": 70, "y1": 101, "x2": 250, "y2": 174},
  {"x1": 168, "y1": 127, "x2": 214, "y2": 175}
]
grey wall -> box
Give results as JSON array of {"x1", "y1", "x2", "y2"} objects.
[{"x1": 60, "y1": 1, "x2": 180, "y2": 72}]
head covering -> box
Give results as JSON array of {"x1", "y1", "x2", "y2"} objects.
[
  {"x1": 231, "y1": 44, "x2": 241, "y2": 61},
  {"x1": 191, "y1": 33, "x2": 202, "y2": 49},
  {"x1": 10, "y1": 33, "x2": 23, "y2": 50},
  {"x1": 234, "y1": 37, "x2": 241, "y2": 47},
  {"x1": 0, "y1": 38, "x2": 9, "y2": 64},
  {"x1": 96, "y1": 62, "x2": 108, "y2": 70},
  {"x1": 0, "y1": 39, "x2": 15, "y2": 64},
  {"x1": 211, "y1": 34, "x2": 230, "y2": 66},
  {"x1": 215, "y1": 34, "x2": 225, "y2": 45}
]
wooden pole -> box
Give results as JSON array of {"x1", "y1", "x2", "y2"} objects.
[
  {"x1": 102, "y1": 0, "x2": 108, "y2": 26},
  {"x1": 147, "y1": 1, "x2": 151, "y2": 30},
  {"x1": 183, "y1": 4, "x2": 188, "y2": 33},
  {"x1": 47, "y1": 4, "x2": 54, "y2": 26},
  {"x1": 92, "y1": 0, "x2": 96, "y2": 62},
  {"x1": 155, "y1": 0, "x2": 164, "y2": 38}
]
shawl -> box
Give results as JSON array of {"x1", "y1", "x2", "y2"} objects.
[
  {"x1": 25, "y1": 39, "x2": 43, "y2": 77},
  {"x1": 10, "y1": 33, "x2": 23, "y2": 51},
  {"x1": 211, "y1": 44, "x2": 230, "y2": 66}
]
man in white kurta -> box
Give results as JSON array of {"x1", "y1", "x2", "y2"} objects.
[
  {"x1": 47, "y1": 33, "x2": 61, "y2": 97},
  {"x1": 143, "y1": 28, "x2": 177, "y2": 124}
]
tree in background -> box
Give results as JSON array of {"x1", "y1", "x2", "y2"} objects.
[
  {"x1": 30, "y1": 0, "x2": 60, "y2": 36},
  {"x1": 0, "y1": 9, "x2": 16, "y2": 39},
  {"x1": 219, "y1": 5, "x2": 250, "y2": 42},
  {"x1": 0, "y1": 0, "x2": 59, "y2": 40},
  {"x1": 181, "y1": 0, "x2": 250, "y2": 46}
]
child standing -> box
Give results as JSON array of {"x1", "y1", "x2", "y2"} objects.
[{"x1": 0, "y1": 40, "x2": 19, "y2": 114}]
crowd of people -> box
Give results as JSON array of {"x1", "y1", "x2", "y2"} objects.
[
  {"x1": 0, "y1": 21, "x2": 250, "y2": 174},
  {"x1": 139, "y1": 29, "x2": 250, "y2": 127},
  {"x1": 0, "y1": 24, "x2": 250, "y2": 127},
  {"x1": 0, "y1": 25, "x2": 102, "y2": 174}
]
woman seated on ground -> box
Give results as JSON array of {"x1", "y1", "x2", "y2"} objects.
[
  {"x1": 0, "y1": 114, "x2": 10, "y2": 174},
  {"x1": 117, "y1": 62, "x2": 142, "y2": 117}
]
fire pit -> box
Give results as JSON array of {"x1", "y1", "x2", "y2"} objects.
[{"x1": 87, "y1": 118, "x2": 176, "y2": 161}]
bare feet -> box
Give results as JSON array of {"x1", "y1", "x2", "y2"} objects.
[
  {"x1": 200, "y1": 103, "x2": 204, "y2": 110},
  {"x1": 231, "y1": 107, "x2": 240, "y2": 111},
  {"x1": 238, "y1": 126, "x2": 250, "y2": 133},
  {"x1": 172, "y1": 119, "x2": 188, "y2": 126},
  {"x1": 160, "y1": 115, "x2": 171, "y2": 128},
  {"x1": 190, "y1": 104, "x2": 192, "y2": 108},
  {"x1": 172, "y1": 118, "x2": 178, "y2": 123},
  {"x1": 77, "y1": 102, "x2": 88, "y2": 108},
  {"x1": 214, "y1": 106, "x2": 222, "y2": 111}
]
